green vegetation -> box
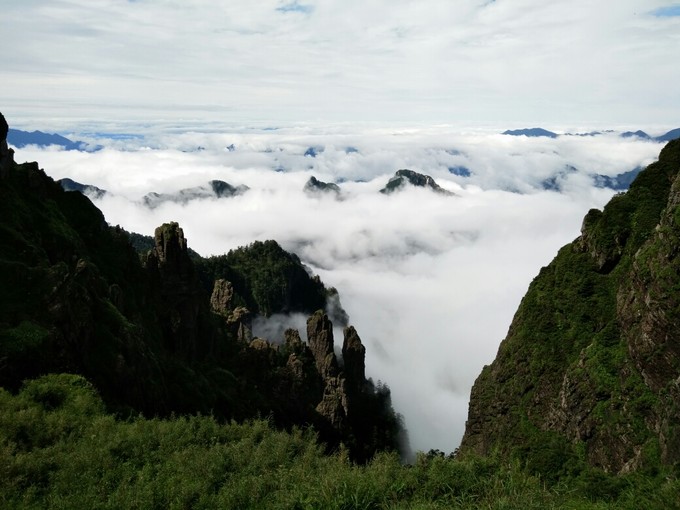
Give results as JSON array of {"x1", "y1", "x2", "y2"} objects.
[
  {"x1": 5, "y1": 136, "x2": 680, "y2": 505},
  {"x1": 0, "y1": 157, "x2": 402, "y2": 464},
  {"x1": 461, "y1": 139, "x2": 680, "y2": 473},
  {"x1": 2, "y1": 374, "x2": 679, "y2": 509},
  {"x1": 195, "y1": 240, "x2": 330, "y2": 317}
]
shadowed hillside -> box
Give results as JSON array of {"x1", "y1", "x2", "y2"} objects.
[
  {"x1": 0, "y1": 150, "x2": 405, "y2": 463},
  {"x1": 461, "y1": 139, "x2": 680, "y2": 476}
]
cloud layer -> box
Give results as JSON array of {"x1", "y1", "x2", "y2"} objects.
[
  {"x1": 2, "y1": 1, "x2": 680, "y2": 127},
  {"x1": 16, "y1": 128, "x2": 667, "y2": 453}
]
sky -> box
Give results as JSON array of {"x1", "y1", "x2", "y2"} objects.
[
  {"x1": 2, "y1": 0, "x2": 680, "y2": 129},
  {"x1": 15, "y1": 130, "x2": 666, "y2": 453}
]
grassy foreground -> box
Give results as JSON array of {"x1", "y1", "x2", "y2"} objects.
[{"x1": 1, "y1": 374, "x2": 678, "y2": 509}]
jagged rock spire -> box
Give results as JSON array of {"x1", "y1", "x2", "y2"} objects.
[
  {"x1": 342, "y1": 325, "x2": 366, "y2": 390},
  {"x1": 307, "y1": 310, "x2": 338, "y2": 378}
]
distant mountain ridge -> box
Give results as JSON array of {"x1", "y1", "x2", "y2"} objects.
[
  {"x1": 8, "y1": 128, "x2": 100, "y2": 151},
  {"x1": 503, "y1": 127, "x2": 680, "y2": 142},
  {"x1": 502, "y1": 128, "x2": 558, "y2": 138}
]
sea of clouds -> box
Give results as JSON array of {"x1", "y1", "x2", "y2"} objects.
[{"x1": 16, "y1": 126, "x2": 666, "y2": 454}]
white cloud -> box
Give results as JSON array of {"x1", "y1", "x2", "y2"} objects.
[
  {"x1": 15, "y1": 128, "x2": 665, "y2": 453},
  {"x1": 2, "y1": 1, "x2": 679, "y2": 126}
]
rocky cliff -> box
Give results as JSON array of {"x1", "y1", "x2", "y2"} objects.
[
  {"x1": 0, "y1": 151, "x2": 405, "y2": 462},
  {"x1": 461, "y1": 139, "x2": 680, "y2": 474}
]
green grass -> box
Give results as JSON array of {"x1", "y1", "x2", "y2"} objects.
[{"x1": 1, "y1": 374, "x2": 679, "y2": 509}]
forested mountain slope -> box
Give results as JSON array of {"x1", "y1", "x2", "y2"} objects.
[
  {"x1": 0, "y1": 151, "x2": 404, "y2": 462},
  {"x1": 461, "y1": 139, "x2": 680, "y2": 475}
]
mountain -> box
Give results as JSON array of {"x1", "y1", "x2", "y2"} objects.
[
  {"x1": 502, "y1": 128, "x2": 558, "y2": 138},
  {"x1": 460, "y1": 139, "x2": 680, "y2": 475},
  {"x1": 380, "y1": 169, "x2": 455, "y2": 195},
  {"x1": 143, "y1": 180, "x2": 249, "y2": 207},
  {"x1": 621, "y1": 130, "x2": 652, "y2": 139},
  {"x1": 7, "y1": 128, "x2": 99, "y2": 151},
  {"x1": 656, "y1": 128, "x2": 680, "y2": 142},
  {"x1": 0, "y1": 149, "x2": 404, "y2": 463},
  {"x1": 592, "y1": 167, "x2": 643, "y2": 191},
  {"x1": 303, "y1": 175, "x2": 341, "y2": 196},
  {"x1": 57, "y1": 177, "x2": 107, "y2": 199},
  {"x1": 55, "y1": 177, "x2": 249, "y2": 207},
  {"x1": 620, "y1": 128, "x2": 680, "y2": 142}
]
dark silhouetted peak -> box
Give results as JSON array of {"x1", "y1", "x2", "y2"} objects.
[
  {"x1": 502, "y1": 127, "x2": 558, "y2": 138},
  {"x1": 304, "y1": 175, "x2": 341, "y2": 196},
  {"x1": 0, "y1": 111, "x2": 7, "y2": 141},
  {"x1": 57, "y1": 177, "x2": 107, "y2": 199},
  {"x1": 342, "y1": 326, "x2": 366, "y2": 389},
  {"x1": 153, "y1": 222, "x2": 190, "y2": 271},
  {"x1": 381, "y1": 169, "x2": 455, "y2": 195},
  {"x1": 210, "y1": 179, "x2": 249, "y2": 197},
  {"x1": 621, "y1": 130, "x2": 651, "y2": 139},
  {"x1": 0, "y1": 112, "x2": 11, "y2": 175}
]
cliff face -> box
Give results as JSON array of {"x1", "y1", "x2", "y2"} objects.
[
  {"x1": 0, "y1": 154, "x2": 404, "y2": 462},
  {"x1": 461, "y1": 139, "x2": 680, "y2": 474}
]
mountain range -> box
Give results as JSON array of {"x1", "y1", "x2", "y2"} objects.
[
  {"x1": 503, "y1": 127, "x2": 680, "y2": 141},
  {"x1": 7, "y1": 128, "x2": 100, "y2": 151}
]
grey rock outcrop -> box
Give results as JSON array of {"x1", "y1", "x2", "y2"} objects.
[
  {"x1": 304, "y1": 176, "x2": 341, "y2": 197},
  {"x1": 380, "y1": 169, "x2": 455, "y2": 195}
]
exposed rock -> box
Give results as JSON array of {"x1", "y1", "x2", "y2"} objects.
[
  {"x1": 304, "y1": 176, "x2": 341, "y2": 196},
  {"x1": 228, "y1": 306, "x2": 253, "y2": 344},
  {"x1": 210, "y1": 279, "x2": 234, "y2": 316},
  {"x1": 284, "y1": 328, "x2": 305, "y2": 353},
  {"x1": 147, "y1": 222, "x2": 203, "y2": 358},
  {"x1": 142, "y1": 180, "x2": 248, "y2": 208},
  {"x1": 316, "y1": 375, "x2": 349, "y2": 431},
  {"x1": 380, "y1": 169, "x2": 455, "y2": 195},
  {"x1": 307, "y1": 311, "x2": 339, "y2": 378},
  {"x1": 342, "y1": 326, "x2": 366, "y2": 391}
]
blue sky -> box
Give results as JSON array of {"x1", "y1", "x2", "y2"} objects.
[
  {"x1": 651, "y1": 4, "x2": 680, "y2": 16},
  {"x1": 1, "y1": 0, "x2": 679, "y2": 130}
]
